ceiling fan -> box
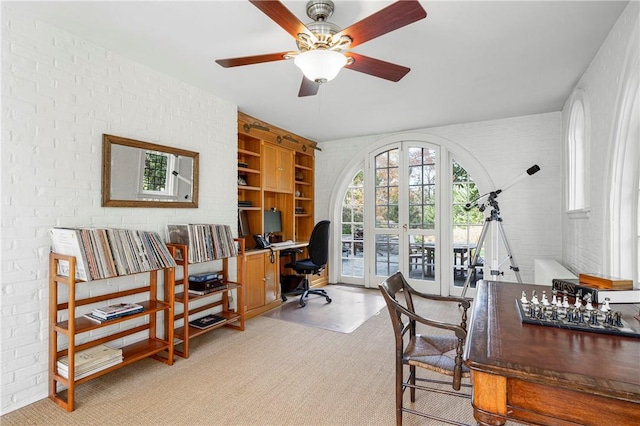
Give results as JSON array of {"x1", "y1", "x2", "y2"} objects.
[{"x1": 215, "y1": 0, "x2": 427, "y2": 97}]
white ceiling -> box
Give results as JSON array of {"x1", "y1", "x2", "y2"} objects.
[{"x1": 6, "y1": 1, "x2": 629, "y2": 142}]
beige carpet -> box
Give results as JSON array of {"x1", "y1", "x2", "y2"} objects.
[
  {"x1": 262, "y1": 285, "x2": 387, "y2": 333},
  {"x1": 2, "y1": 287, "x2": 524, "y2": 426}
]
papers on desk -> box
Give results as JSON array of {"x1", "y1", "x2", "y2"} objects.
[{"x1": 270, "y1": 240, "x2": 295, "y2": 248}]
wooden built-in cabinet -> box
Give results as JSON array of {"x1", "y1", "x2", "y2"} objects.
[
  {"x1": 49, "y1": 252, "x2": 175, "y2": 412},
  {"x1": 262, "y1": 143, "x2": 294, "y2": 193},
  {"x1": 167, "y1": 240, "x2": 245, "y2": 358},
  {"x1": 237, "y1": 112, "x2": 327, "y2": 315},
  {"x1": 243, "y1": 250, "x2": 279, "y2": 318}
]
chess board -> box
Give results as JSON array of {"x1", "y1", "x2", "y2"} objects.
[{"x1": 515, "y1": 299, "x2": 640, "y2": 338}]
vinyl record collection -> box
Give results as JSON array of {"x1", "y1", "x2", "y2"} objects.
[
  {"x1": 166, "y1": 224, "x2": 237, "y2": 263},
  {"x1": 50, "y1": 227, "x2": 177, "y2": 281}
]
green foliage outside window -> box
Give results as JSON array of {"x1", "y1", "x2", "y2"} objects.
[{"x1": 143, "y1": 152, "x2": 169, "y2": 191}]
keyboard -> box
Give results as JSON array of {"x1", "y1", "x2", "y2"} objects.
[{"x1": 270, "y1": 240, "x2": 295, "y2": 248}]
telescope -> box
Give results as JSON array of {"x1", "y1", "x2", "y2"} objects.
[{"x1": 461, "y1": 164, "x2": 540, "y2": 297}]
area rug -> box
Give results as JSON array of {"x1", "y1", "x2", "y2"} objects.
[{"x1": 262, "y1": 285, "x2": 387, "y2": 333}]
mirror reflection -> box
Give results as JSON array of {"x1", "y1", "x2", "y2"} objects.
[{"x1": 102, "y1": 134, "x2": 199, "y2": 208}]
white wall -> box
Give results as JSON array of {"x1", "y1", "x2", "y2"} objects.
[
  {"x1": 1, "y1": 8, "x2": 237, "y2": 414},
  {"x1": 316, "y1": 112, "x2": 563, "y2": 285},
  {"x1": 316, "y1": 112, "x2": 562, "y2": 282},
  {"x1": 561, "y1": 2, "x2": 639, "y2": 276}
]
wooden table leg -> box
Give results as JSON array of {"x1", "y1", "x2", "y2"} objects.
[{"x1": 471, "y1": 371, "x2": 507, "y2": 426}]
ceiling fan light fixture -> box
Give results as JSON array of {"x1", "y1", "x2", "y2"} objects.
[{"x1": 294, "y1": 49, "x2": 347, "y2": 84}]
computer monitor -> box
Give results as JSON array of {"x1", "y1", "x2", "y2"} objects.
[
  {"x1": 263, "y1": 210, "x2": 282, "y2": 235},
  {"x1": 238, "y1": 210, "x2": 251, "y2": 237}
]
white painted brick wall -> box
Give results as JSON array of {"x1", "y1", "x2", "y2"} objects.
[
  {"x1": 1, "y1": 9, "x2": 237, "y2": 414},
  {"x1": 561, "y1": 2, "x2": 639, "y2": 275},
  {"x1": 316, "y1": 113, "x2": 563, "y2": 285}
]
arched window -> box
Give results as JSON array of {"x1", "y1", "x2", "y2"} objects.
[
  {"x1": 566, "y1": 90, "x2": 589, "y2": 212},
  {"x1": 567, "y1": 95, "x2": 589, "y2": 211}
]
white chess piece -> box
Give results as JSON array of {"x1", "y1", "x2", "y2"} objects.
[
  {"x1": 541, "y1": 291, "x2": 550, "y2": 306},
  {"x1": 562, "y1": 295, "x2": 570, "y2": 308},
  {"x1": 520, "y1": 291, "x2": 528, "y2": 304},
  {"x1": 574, "y1": 295, "x2": 582, "y2": 308},
  {"x1": 600, "y1": 297, "x2": 611, "y2": 312}
]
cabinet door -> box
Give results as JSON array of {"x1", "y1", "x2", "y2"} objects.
[
  {"x1": 263, "y1": 144, "x2": 293, "y2": 193},
  {"x1": 262, "y1": 143, "x2": 279, "y2": 192},
  {"x1": 277, "y1": 148, "x2": 293, "y2": 193},
  {"x1": 245, "y1": 254, "x2": 265, "y2": 311},
  {"x1": 264, "y1": 255, "x2": 278, "y2": 304}
]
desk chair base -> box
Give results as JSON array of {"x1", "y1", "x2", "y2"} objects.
[{"x1": 282, "y1": 274, "x2": 331, "y2": 308}]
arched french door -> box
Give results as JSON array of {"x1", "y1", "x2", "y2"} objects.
[{"x1": 366, "y1": 142, "x2": 441, "y2": 294}]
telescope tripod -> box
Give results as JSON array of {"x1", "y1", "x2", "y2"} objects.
[{"x1": 461, "y1": 192, "x2": 522, "y2": 297}]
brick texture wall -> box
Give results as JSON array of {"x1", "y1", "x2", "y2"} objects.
[
  {"x1": 561, "y1": 2, "x2": 639, "y2": 275},
  {"x1": 316, "y1": 113, "x2": 563, "y2": 285},
  {"x1": 1, "y1": 9, "x2": 237, "y2": 414}
]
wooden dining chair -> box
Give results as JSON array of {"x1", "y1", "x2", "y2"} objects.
[{"x1": 379, "y1": 271, "x2": 473, "y2": 425}]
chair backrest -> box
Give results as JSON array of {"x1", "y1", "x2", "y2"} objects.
[
  {"x1": 379, "y1": 272, "x2": 416, "y2": 342},
  {"x1": 307, "y1": 220, "x2": 330, "y2": 267}
]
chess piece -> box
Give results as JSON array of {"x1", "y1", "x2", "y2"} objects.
[
  {"x1": 520, "y1": 290, "x2": 528, "y2": 304},
  {"x1": 562, "y1": 295, "x2": 570, "y2": 308},
  {"x1": 541, "y1": 291, "x2": 550, "y2": 306},
  {"x1": 551, "y1": 290, "x2": 558, "y2": 307},
  {"x1": 584, "y1": 293, "x2": 594, "y2": 311},
  {"x1": 600, "y1": 297, "x2": 611, "y2": 312},
  {"x1": 589, "y1": 309, "x2": 599, "y2": 325},
  {"x1": 573, "y1": 294, "x2": 582, "y2": 308},
  {"x1": 613, "y1": 311, "x2": 623, "y2": 327},
  {"x1": 551, "y1": 305, "x2": 559, "y2": 321},
  {"x1": 531, "y1": 290, "x2": 539, "y2": 305},
  {"x1": 577, "y1": 306, "x2": 586, "y2": 324},
  {"x1": 604, "y1": 311, "x2": 614, "y2": 326}
]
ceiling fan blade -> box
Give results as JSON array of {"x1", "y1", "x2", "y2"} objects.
[
  {"x1": 345, "y1": 52, "x2": 410, "y2": 82},
  {"x1": 250, "y1": 0, "x2": 314, "y2": 41},
  {"x1": 215, "y1": 52, "x2": 291, "y2": 68},
  {"x1": 337, "y1": 0, "x2": 427, "y2": 49},
  {"x1": 298, "y1": 76, "x2": 320, "y2": 97}
]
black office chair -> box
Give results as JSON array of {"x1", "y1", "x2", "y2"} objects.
[
  {"x1": 284, "y1": 220, "x2": 331, "y2": 307},
  {"x1": 379, "y1": 272, "x2": 472, "y2": 425}
]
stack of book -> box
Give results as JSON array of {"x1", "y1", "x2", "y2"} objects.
[
  {"x1": 84, "y1": 302, "x2": 144, "y2": 322},
  {"x1": 552, "y1": 273, "x2": 639, "y2": 304},
  {"x1": 57, "y1": 344, "x2": 123, "y2": 380}
]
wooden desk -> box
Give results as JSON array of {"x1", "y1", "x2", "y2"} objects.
[{"x1": 464, "y1": 280, "x2": 640, "y2": 426}]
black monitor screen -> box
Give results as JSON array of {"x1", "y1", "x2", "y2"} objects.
[
  {"x1": 238, "y1": 210, "x2": 251, "y2": 237},
  {"x1": 264, "y1": 210, "x2": 282, "y2": 234}
]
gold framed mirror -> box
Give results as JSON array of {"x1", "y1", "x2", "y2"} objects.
[{"x1": 102, "y1": 134, "x2": 199, "y2": 208}]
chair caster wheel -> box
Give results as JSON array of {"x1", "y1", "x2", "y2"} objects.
[
  {"x1": 282, "y1": 295, "x2": 288, "y2": 302},
  {"x1": 299, "y1": 300, "x2": 306, "y2": 308},
  {"x1": 326, "y1": 297, "x2": 332, "y2": 303}
]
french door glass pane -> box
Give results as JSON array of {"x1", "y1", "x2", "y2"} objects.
[
  {"x1": 341, "y1": 170, "x2": 364, "y2": 279},
  {"x1": 376, "y1": 234, "x2": 399, "y2": 276},
  {"x1": 375, "y1": 149, "x2": 399, "y2": 229},
  {"x1": 408, "y1": 235, "x2": 436, "y2": 281},
  {"x1": 408, "y1": 147, "x2": 436, "y2": 230}
]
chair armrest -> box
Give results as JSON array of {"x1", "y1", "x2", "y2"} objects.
[
  {"x1": 409, "y1": 288, "x2": 472, "y2": 309},
  {"x1": 395, "y1": 302, "x2": 468, "y2": 340}
]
